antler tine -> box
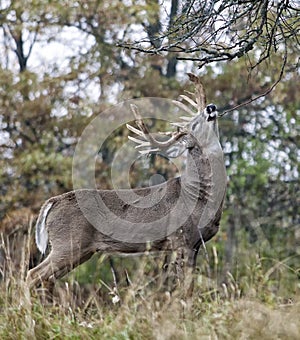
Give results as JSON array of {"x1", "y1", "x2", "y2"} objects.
[
  {"x1": 187, "y1": 73, "x2": 207, "y2": 113},
  {"x1": 130, "y1": 104, "x2": 153, "y2": 138},
  {"x1": 172, "y1": 99, "x2": 195, "y2": 117},
  {"x1": 172, "y1": 73, "x2": 207, "y2": 121},
  {"x1": 127, "y1": 104, "x2": 187, "y2": 153}
]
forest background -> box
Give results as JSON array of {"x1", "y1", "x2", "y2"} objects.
[{"x1": 0, "y1": 1, "x2": 299, "y2": 338}]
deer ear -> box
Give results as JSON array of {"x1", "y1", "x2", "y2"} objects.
[{"x1": 164, "y1": 135, "x2": 195, "y2": 158}]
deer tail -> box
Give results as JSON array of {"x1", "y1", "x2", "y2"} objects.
[{"x1": 35, "y1": 201, "x2": 54, "y2": 254}]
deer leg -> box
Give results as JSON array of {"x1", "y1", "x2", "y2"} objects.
[
  {"x1": 26, "y1": 253, "x2": 54, "y2": 288},
  {"x1": 185, "y1": 248, "x2": 199, "y2": 297},
  {"x1": 157, "y1": 248, "x2": 185, "y2": 292},
  {"x1": 48, "y1": 249, "x2": 94, "y2": 283},
  {"x1": 158, "y1": 252, "x2": 175, "y2": 291},
  {"x1": 174, "y1": 247, "x2": 198, "y2": 296},
  {"x1": 26, "y1": 248, "x2": 94, "y2": 289},
  {"x1": 174, "y1": 248, "x2": 186, "y2": 282}
]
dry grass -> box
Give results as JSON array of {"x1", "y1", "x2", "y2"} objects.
[{"x1": 0, "y1": 234, "x2": 299, "y2": 339}]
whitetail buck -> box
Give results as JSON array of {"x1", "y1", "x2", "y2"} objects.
[{"x1": 26, "y1": 74, "x2": 227, "y2": 289}]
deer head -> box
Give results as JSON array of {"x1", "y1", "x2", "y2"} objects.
[{"x1": 127, "y1": 73, "x2": 221, "y2": 159}]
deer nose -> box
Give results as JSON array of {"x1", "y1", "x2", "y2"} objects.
[{"x1": 206, "y1": 104, "x2": 217, "y2": 113}]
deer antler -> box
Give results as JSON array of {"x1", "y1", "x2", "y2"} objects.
[
  {"x1": 126, "y1": 104, "x2": 187, "y2": 155},
  {"x1": 172, "y1": 73, "x2": 207, "y2": 124},
  {"x1": 127, "y1": 74, "x2": 208, "y2": 154},
  {"x1": 187, "y1": 73, "x2": 207, "y2": 113}
]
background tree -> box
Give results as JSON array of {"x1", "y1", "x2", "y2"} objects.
[{"x1": 0, "y1": 0, "x2": 298, "y2": 297}]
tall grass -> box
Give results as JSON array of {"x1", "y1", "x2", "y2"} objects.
[{"x1": 0, "y1": 233, "x2": 299, "y2": 339}]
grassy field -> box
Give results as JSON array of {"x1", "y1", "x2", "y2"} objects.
[{"x1": 0, "y1": 242, "x2": 299, "y2": 339}]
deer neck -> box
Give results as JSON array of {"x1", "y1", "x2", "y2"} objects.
[
  {"x1": 181, "y1": 146, "x2": 213, "y2": 202},
  {"x1": 180, "y1": 141, "x2": 226, "y2": 226}
]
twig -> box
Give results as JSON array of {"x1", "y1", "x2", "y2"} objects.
[{"x1": 219, "y1": 46, "x2": 287, "y2": 117}]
